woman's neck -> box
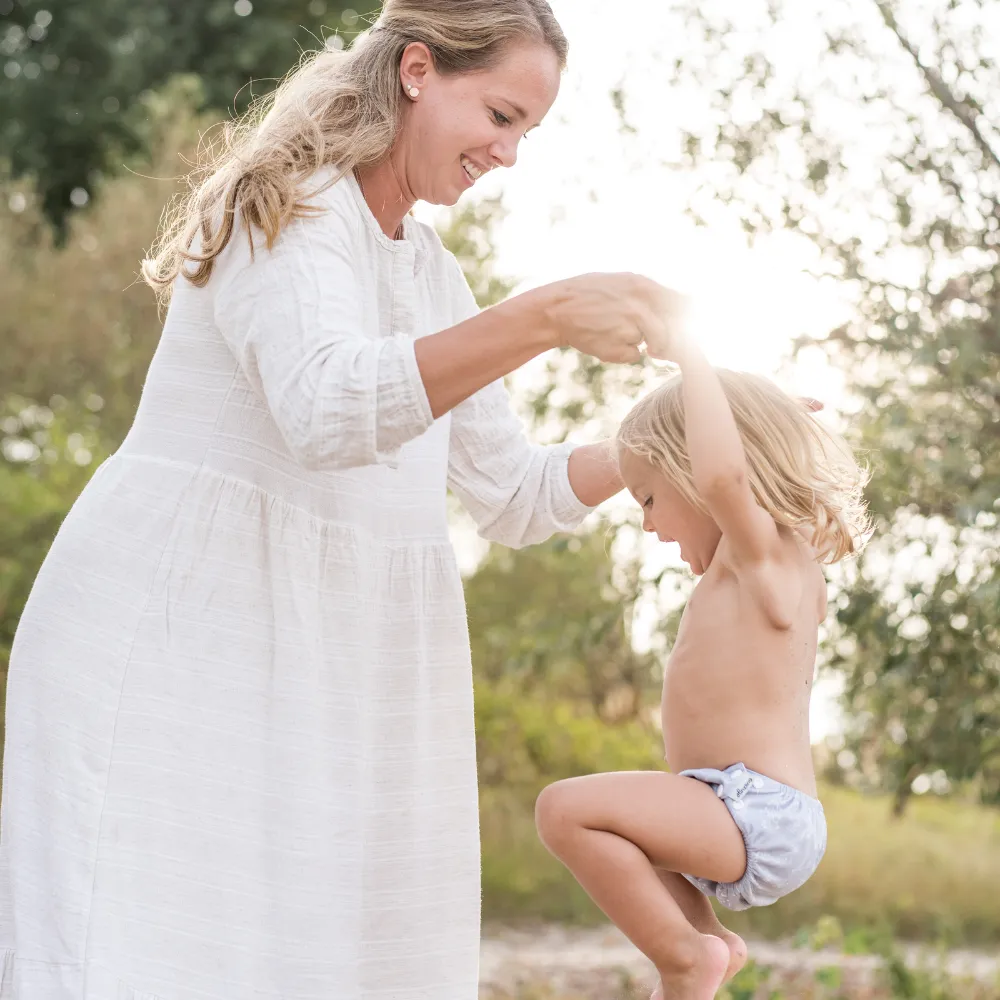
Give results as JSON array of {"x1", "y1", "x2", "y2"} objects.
[{"x1": 354, "y1": 159, "x2": 414, "y2": 240}]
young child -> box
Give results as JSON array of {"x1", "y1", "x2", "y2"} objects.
[{"x1": 534, "y1": 332, "x2": 870, "y2": 1000}]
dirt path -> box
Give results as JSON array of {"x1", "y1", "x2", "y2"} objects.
[{"x1": 480, "y1": 924, "x2": 999, "y2": 996}]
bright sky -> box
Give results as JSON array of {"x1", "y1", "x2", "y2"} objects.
[
  {"x1": 433, "y1": 0, "x2": 861, "y2": 741},
  {"x1": 480, "y1": 0, "x2": 851, "y2": 382}
]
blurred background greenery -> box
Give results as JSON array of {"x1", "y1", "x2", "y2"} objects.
[{"x1": 1, "y1": 0, "x2": 998, "y2": 984}]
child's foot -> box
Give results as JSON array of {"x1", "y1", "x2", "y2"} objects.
[
  {"x1": 717, "y1": 927, "x2": 747, "y2": 981},
  {"x1": 650, "y1": 933, "x2": 730, "y2": 999}
]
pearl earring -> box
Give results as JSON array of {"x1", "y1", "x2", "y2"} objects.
[{"x1": 407, "y1": 85, "x2": 419, "y2": 99}]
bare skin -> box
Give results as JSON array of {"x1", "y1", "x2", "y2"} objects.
[
  {"x1": 658, "y1": 518, "x2": 825, "y2": 794},
  {"x1": 535, "y1": 337, "x2": 828, "y2": 998},
  {"x1": 654, "y1": 869, "x2": 748, "y2": 982}
]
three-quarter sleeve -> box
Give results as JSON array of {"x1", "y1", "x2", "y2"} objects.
[
  {"x1": 445, "y1": 260, "x2": 594, "y2": 549},
  {"x1": 212, "y1": 207, "x2": 434, "y2": 471}
]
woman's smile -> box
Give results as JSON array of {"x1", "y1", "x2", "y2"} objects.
[{"x1": 461, "y1": 153, "x2": 488, "y2": 185}]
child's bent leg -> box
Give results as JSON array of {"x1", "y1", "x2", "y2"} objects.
[
  {"x1": 655, "y1": 869, "x2": 747, "y2": 982},
  {"x1": 535, "y1": 771, "x2": 746, "y2": 1000}
]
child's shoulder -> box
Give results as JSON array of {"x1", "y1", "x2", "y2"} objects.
[{"x1": 714, "y1": 529, "x2": 826, "y2": 626}]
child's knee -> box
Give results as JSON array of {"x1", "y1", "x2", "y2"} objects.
[{"x1": 534, "y1": 780, "x2": 579, "y2": 851}]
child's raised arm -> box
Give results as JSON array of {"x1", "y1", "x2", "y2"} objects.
[{"x1": 671, "y1": 340, "x2": 796, "y2": 628}]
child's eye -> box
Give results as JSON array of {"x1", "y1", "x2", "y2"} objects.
[
  {"x1": 643, "y1": 496, "x2": 654, "y2": 509},
  {"x1": 491, "y1": 108, "x2": 511, "y2": 127}
]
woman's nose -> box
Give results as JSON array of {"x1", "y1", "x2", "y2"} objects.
[{"x1": 489, "y1": 136, "x2": 519, "y2": 170}]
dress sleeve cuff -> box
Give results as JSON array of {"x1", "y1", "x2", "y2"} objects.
[
  {"x1": 550, "y1": 440, "x2": 598, "y2": 526},
  {"x1": 374, "y1": 335, "x2": 436, "y2": 467}
]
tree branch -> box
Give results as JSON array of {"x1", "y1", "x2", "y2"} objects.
[{"x1": 873, "y1": 0, "x2": 1000, "y2": 171}]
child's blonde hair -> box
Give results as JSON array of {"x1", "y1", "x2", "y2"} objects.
[{"x1": 616, "y1": 369, "x2": 871, "y2": 563}]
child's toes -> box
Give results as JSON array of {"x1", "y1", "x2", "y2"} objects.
[{"x1": 722, "y1": 930, "x2": 748, "y2": 980}]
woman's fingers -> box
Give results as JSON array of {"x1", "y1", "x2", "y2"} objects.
[
  {"x1": 634, "y1": 306, "x2": 673, "y2": 361},
  {"x1": 554, "y1": 272, "x2": 691, "y2": 365},
  {"x1": 594, "y1": 334, "x2": 643, "y2": 364}
]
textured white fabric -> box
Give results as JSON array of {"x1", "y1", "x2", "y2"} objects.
[{"x1": 0, "y1": 171, "x2": 591, "y2": 1000}]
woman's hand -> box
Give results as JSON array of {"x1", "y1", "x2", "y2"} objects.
[
  {"x1": 532, "y1": 273, "x2": 690, "y2": 364},
  {"x1": 412, "y1": 272, "x2": 700, "y2": 421},
  {"x1": 635, "y1": 282, "x2": 692, "y2": 363}
]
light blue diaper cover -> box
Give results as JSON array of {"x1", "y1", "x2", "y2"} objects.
[{"x1": 679, "y1": 762, "x2": 827, "y2": 911}]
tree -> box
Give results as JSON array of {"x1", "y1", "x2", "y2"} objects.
[
  {"x1": 434, "y1": 193, "x2": 517, "y2": 310},
  {"x1": 0, "y1": 0, "x2": 366, "y2": 236},
  {"x1": 608, "y1": 0, "x2": 999, "y2": 811},
  {"x1": 464, "y1": 531, "x2": 660, "y2": 722},
  {"x1": 0, "y1": 400, "x2": 105, "y2": 716},
  {"x1": 1, "y1": 80, "x2": 218, "y2": 446}
]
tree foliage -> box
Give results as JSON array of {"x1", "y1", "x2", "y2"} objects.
[
  {"x1": 0, "y1": 0, "x2": 366, "y2": 236},
  {"x1": 465, "y1": 532, "x2": 660, "y2": 722}
]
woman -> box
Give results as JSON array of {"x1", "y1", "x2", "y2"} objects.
[{"x1": 0, "y1": 2, "x2": 678, "y2": 997}]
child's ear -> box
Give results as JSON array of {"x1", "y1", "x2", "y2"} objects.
[{"x1": 799, "y1": 397, "x2": 824, "y2": 412}]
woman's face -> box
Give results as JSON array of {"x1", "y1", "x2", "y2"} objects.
[{"x1": 395, "y1": 39, "x2": 561, "y2": 205}]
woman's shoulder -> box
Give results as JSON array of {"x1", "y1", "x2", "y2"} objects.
[
  {"x1": 210, "y1": 169, "x2": 468, "y2": 288},
  {"x1": 231, "y1": 170, "x2": 363, "y2": 262},
  {"x1": 193, "y1": 171, "x2": 354, "y2": 292},
  {"x1": 296, "y1": 167, "x2": 364, "y2": 232}
]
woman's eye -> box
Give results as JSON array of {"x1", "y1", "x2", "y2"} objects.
[{"x1": 491, "y1": 108, "x2": 511, "y2": 127}]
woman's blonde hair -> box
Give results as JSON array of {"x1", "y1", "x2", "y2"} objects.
[
  {"x1": 142, "y1": 0, "x2": 567, "y2": 305},
  {"x1": 616, "y1": 370, "x2": 872, "y2": 563}
]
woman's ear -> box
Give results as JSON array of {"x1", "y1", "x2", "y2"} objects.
[{"x1": 399, "y1": 41, "x2": 434, "y2": 96}]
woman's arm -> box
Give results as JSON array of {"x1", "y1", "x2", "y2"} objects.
[
  {"x1": 446, "y1": 418, "x2": 623, "y2": 550},
  {"x1": 445, "y1": 263, "x2": 630, "y2": 548},
  {"x1": 418, "y1": 268, "x2": 672, "y2": 417},
  {"x1": 214, "y1": 217, "x2": 435, "y2": 470},
  {"x1": 567, "y1": 442, "x2": 624, "y2": 507},
  {"x1": 213, "y1": 205, "x2": 664, "y2": 472},
  {"x1": 415, "y1": 288, "x2": 556, "y2": 417},
  {"x1": 213, "y1": 210, "x2": 565, "y2": 472}
]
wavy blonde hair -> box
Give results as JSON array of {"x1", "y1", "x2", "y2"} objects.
[
  {"x1": 142, "y1": 0, "x2": 567, "y2": 305},
  {"x1": 616, "y1": 369, "x2": 872, "y2": 563}
]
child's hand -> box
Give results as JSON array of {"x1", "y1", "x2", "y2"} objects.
[{"x1": 641, "y1": 287, "x2": 693, "y2": 362}]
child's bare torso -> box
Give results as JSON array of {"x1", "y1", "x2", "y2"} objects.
[{"x1": 662, "y1": 532, "x2": 826, "y2": 797}]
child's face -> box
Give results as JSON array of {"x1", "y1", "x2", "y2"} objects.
[{"x1": 618, "y1": 448, "x2": 722, "y2": 576}]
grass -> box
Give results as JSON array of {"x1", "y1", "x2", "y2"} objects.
[
  {"x1": 481, "y1": 959, "x2": 1000, "y2": 1000},
  {"x1": 481, "y1": 781, "x2": 1000, "y2": 946}
]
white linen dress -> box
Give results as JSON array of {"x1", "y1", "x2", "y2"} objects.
[{"x1": 0, "y1": 170, "x2": 591, "y2": 1000}]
